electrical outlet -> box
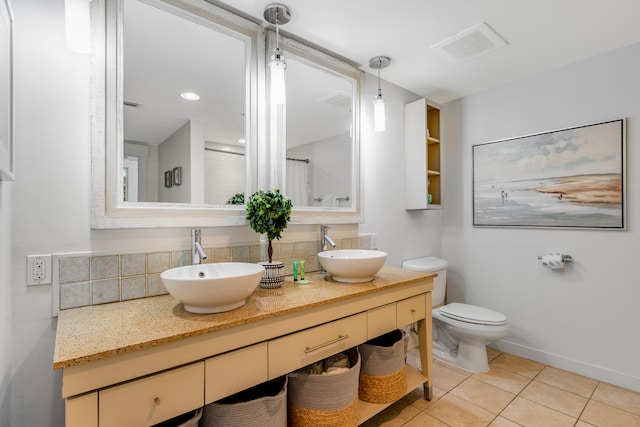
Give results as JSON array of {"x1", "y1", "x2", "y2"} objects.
[{"x1": 26, "y1": 254, "x2": 52, "y2": 286}]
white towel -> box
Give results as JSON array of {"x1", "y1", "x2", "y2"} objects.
[{"x1": 321, "y1": 195, "x2": 335, "y2": 207}]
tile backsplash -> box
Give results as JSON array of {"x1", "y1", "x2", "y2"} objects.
[{"x1": 53, "y1": 234, "x2": 373, "y2": 315}]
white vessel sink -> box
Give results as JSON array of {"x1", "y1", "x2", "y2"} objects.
[
  {"x1": 160, "y1": 262, "x2": 264, "y2": 313},
  {"x1": 317, "y1": 249, "x2": 387, "y2": 283}
]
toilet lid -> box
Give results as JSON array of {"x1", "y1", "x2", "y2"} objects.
[{"x1": 439, "y1": 303, "x2": 507, "y2": 326}]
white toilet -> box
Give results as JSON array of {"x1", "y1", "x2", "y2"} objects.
[{"x1": 402, "y1": 256, "x2": 508, "y2": 372}]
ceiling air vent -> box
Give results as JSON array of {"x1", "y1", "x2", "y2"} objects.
[
  {"x1": 318, "y1": 90, "x2": 352, "y2": 107},
  {"x1": 432, "y1": 22, "x2": 508, "y2": 62}
]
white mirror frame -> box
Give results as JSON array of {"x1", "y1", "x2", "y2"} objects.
[
  {"x1": 267, "y1": 32, "x2": 364, "y2": 224},
  {"x1": 91, "y1": 0, "x2": 264, "y2": 228}
]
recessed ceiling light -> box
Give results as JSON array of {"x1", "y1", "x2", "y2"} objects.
[{"x1": 180, "y1": 92, "x2": 200, "y2": 101}]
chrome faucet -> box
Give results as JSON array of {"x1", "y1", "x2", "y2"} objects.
[
  {"x1": 191, "y1": 229, "x2": 208, "y2": 265},
  {"x1": 321, "y1": 225, "x2": 336, "y2": 252}
]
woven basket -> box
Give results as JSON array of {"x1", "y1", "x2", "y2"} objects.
[
  {"x1": 200, "y1": 376, "x2": 287, "y2": 427},
  {"x1": 358, "y1": 330, "x2": 407, "y2": 403},
  {"x1": 287, "y1": 348, "x2": 360, "y2": 427},
  {"x1": 259, "y1": 261, "x2": 285, "y2": 288}
]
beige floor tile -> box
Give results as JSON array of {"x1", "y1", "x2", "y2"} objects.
[
  {"x1": 580, "y1": 399, "x2": 640, "y2": 427},
  {"x1": 435, "y1": 357, "x2": 476, "y2": 377},
  {"x1": 401, "y1": 385, "x2": 446, "y2": 411},
  {"x1": 490, "y1": 353, "x2": 545, "y2": 379},
  {"x1": 534, "y1": 366, "x2": 597, "y2": 398},
  {"x1": 520, "y1": 380, "x2": 588, "y2": 418},
  {"x1": 473, "y1": 366, "x2": 532, "y2": 394},
  {"x1": 575, "y1": 421, "x2": 597, "y2": 427},
  {"x1": 360, "y1": 399, "x2": 421, "y2": 427},
  {"x1": 487, "y1": 346, "x2": 502, "y2": 363},
  {"x1": 424, "y1": 393, "x2": 496, "y2": 427},
  {"x1": 403, "y1": 412, "x2": 450, "y2": 427},
  {"x1": 489, "y1": 416, "x2": 521, "y2": 427},
  {"x1": 450, "y1": 377, "x2": 516, "y2": 414},
  {"x1": 500, "y1": 396, "x2": 576, "y2": 427},
  {"x1": 591, "y1": 382, "x2": 640, "y2": 416},
  {"x1": 433, "y1": 360, "x2": 470, "y2": 391}
]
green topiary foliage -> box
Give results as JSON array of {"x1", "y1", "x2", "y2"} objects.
[
  {"x1": 226, "y1": 193, "x2": 245, "y2": 205},
  {"x1": 246, "y1": 189, "x2": 293, "y2": 263}
]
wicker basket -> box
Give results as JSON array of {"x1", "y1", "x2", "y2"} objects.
[
  {"x1": 287, "y1": 348, "x2": 360, "y2": 427},
  {"x1": 358, "y1": 329, "x2": 407, "y2": 403},
  {"x1": 200, "y1": 376, "x2": 287, "y2": 427}
]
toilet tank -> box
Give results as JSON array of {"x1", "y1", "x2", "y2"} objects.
[{"x1": 401, "y1": 257, "x2": 448, "y2": 307}]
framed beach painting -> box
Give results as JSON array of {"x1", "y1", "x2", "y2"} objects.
[{"x1": 473, "y1": 119, "x2": 625, "y2": 229}]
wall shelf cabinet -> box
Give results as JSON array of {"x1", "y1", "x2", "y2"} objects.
[{"x1": 405, "y1": 98, "x2": 442, "y2": 210}]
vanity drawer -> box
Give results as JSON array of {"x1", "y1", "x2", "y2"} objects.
[
  {"x1": 268, "y1": 313, "x2": 367, "y2": 378},
  {"x1": 397, "y1": 294, "x2": 427, "y2": 327},
  {"x1": 99, "y1": 362, "x2": 204, "y2": 427},
  {"x1": 367, "y1": 303, "x2": 397, "y2": 339},
  {"x1": 205, "y1": 342, "x2": 268, "y2": 404}
]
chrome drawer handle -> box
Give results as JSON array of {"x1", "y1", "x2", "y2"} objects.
[{"x1": 304, "y1": 335, "x2": 349, "y2": 353}]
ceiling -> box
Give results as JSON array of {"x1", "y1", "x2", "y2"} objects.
[{"x1": 214, "y1": 0, "x2": 640, "y2": 104}]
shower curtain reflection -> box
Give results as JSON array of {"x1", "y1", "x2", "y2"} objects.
[{"x1": 286, "y1": 158, "x2": 310, "y2": 206}]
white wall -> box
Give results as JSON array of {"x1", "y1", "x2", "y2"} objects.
[
  {"x1": 158, "y1": 121, "x2": 191, "y2": 203},
  {"x1": 360, "y1": 74, "x2": 443, "y2": 266},
  {"x1": 442, "y1": 42, "x2": 640, "y2": 391},
  {"x1": 0, "y1": 183, "x2": 12, "y2": 427}
]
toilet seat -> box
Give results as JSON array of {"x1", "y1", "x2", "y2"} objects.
[{"x1": 439, "y1": 303, "x2": 507, "y2": 326}]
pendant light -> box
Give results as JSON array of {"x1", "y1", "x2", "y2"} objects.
[
  {"x1": 264, "y1": 4, "x2": 291, "y2": 105},
  {"x1": 369, "y1": 56, "x2": 391, "y2": 132}
]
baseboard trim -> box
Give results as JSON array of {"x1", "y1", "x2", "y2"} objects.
[{"x1": 491, "y1": 340, "x2": 640, "y2": 393}]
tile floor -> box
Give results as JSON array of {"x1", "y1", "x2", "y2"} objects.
[{"x1": 361, "y1": 348, "x2": 640, "y2": 427}]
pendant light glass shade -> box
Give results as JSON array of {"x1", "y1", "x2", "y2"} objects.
[
  {"x1": 373, "y1": 97, "x2": 385, "y2": 132},
  {"x1": 369, "y1": 56, "x2": 390, "y2": 133},
  {"x1": 264, "y1": 4, "x2": 291, "y2": 106},
  {"x1": 270, "y1": 50, "x2": 286, "y2": 105}
]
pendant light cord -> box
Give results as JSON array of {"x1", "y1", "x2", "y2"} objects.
[{"x1": 377, "y1": 59, "x2": 382, "y2": 98}]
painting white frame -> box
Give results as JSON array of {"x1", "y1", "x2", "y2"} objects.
[
  {"x1": 0, "y1": 0, "x2": 14, "y2": 181},
  {"x1": 473, "y1": 119, "x2": 625, "y2": 230}
]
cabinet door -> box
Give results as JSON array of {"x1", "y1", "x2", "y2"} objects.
[
  {"x1": 268, "y1": 313, "x2": 367, "y2": 378},
  {"x1": 99, "y1": 362, "x2": 204, "y2": 427},
  {"x1": 404, "y1": 99, "x2": 428, "y2": 210}
]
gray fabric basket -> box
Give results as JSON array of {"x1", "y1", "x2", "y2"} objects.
[
  {"x1": 358, "y1": 329, "x2": 407, "y2": 404},
  {"x1": 287, "y1": 348, "x2": 360, "y2": 412},
  {"x1": 200, "y1": 376, "x2": 287, "y2": 427},
  {"x1": 287, "y1": 348, "x2": 361, "y2": 426},
  {"x1": 359, "y1": 329, "x2": 405, "y2": 376}
]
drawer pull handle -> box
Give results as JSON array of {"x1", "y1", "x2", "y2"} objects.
[
  {"x1": 305, "y1": 335, "x2": 349, "y2": 353},
  {"x1": 154, "y1": 397, "x2": 161, "y2": 405},
  {"x1": 411, "y1": 309, "x2": 416, "y2": 313}
]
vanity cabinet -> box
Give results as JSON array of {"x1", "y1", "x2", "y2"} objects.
[
  {"x1": 405, "y1": 98, "x2": 442, "y2": 210},
  {"x1": 56, "y1": 268, "x2": 434, "y2": 426}
]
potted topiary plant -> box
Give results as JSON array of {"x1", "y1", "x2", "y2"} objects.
[{"x1": 246, "y1": 189, "x2": 292, "y2": 288}]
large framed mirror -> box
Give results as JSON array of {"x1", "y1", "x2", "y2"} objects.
[
  {"x1": 268, "y1": 33, "x2": 364, "y2": 224},
  {"x1": 91, "y1": 0, "x2": 263, "y2": 228}
]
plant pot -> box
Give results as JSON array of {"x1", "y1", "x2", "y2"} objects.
[{"x1": 258, "y1": 261, "x2": 285, "y2": 288}]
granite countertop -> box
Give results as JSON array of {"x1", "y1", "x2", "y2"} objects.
[{"x1": 53, "y1": 266, "x2": 433, "y2": 370}]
